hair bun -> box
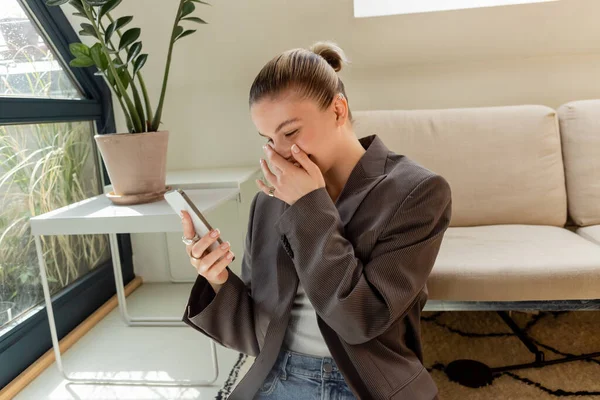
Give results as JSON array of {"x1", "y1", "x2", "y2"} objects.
[{"x1": 309, "y1": 41, "x2": 349, "y2": 72}]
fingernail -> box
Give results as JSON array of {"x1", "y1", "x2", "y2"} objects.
[
  {"x1": 210, "y1": 228, "x2": 220, "y2": 237},
  {"x1": 226, "y1": 252, "x2": 234, "y2": 260},
  {"x1": 180, "y1": 211, "x2": 184, "y2": 219},
  {"x1": 292, "y1": 144, "x2": 300, "y2": 153},
  {"x1": 220, "y1": 241, "x2": 230, "y2": 250}
]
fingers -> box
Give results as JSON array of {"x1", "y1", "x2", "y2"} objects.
[
  {"x1": 256, "y1": 178, "x2": 276, "y2": 198},
  {"x1": 204, "y1": 254, "x2": 231, "y2": 284},
  {"x1": 290, "y1": 144, "x2": 317, "y2": 175},
  {"x1": 259, "y1": 158, "x2": 277, "y2": 188},
  {"x1": 180, "y1": 210, "x2": 232, "y2": 285},
  {"x1": 263, "y1": 143, "x2": 288, "y2": 174},
  {"x1": 180, "y1": 210, "x2": 196, "y2": 239},
  {"x1": 194, "y1": 240, "x2": 233, "y2": 275},
  {"x1": 189, "y1": 226, "x2": 221, "y2": 258}
]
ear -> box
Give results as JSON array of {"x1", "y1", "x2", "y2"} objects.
[{"x1": 333, "y1": 94, "x2": 348, "y2": 127}]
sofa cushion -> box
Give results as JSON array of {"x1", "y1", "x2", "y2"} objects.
[
  {"x1": 577, "y1": 225, "x2": 600, "y2": 246},
  {"x1": 353, "y1": 106, "x2": 567, "y2": 227},
  {"x1": 428, "y1": 225, "x2": 600, "y2": 301},
  {"x1": 557, "y1": 100, "x2": 600, "y2": 226}
]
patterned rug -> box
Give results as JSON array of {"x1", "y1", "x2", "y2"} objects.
[{"x1": 216, "y1": 311, "x2": 600, "y2": 399}]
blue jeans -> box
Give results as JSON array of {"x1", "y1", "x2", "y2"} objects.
[{"x1": 253, "y1": 349, "x2": 357, "y2": 399}]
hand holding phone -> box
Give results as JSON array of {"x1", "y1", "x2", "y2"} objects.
[{"x1": 164, "y1": 189, "x2": 233, "y2": 286}]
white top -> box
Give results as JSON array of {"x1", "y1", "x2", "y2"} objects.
[
  {"x1": 283, "y1": 281, "x2": 332, "y2": 357},
  {"x1": 28, "y1": 188, "x2": 238, "y2": 236}
]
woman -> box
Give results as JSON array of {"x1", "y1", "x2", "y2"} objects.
[{"x1": 180, "y1": 41, "x2": 452, "y2": 400}]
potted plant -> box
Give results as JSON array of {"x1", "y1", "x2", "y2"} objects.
[{"x1": 45, "y1": 0, "x2": 210, "y2": 205}]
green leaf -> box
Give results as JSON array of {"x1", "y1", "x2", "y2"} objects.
[
  {"x1": 79, "y1": 23, "x2": 98, "y2": 38},
  {"x1": 90, "y1": 43, "x2": 108, "y2": 70},
  {"x1": 182, "y1": 16, "x2": 207, "y2": 24},
  {"x1": 104, "y1": 24, "x2": 116, "y2": 43},
  {"x1": 175, "y1": 29, "x2": 196, "y2": 42},
  {"x1": 98, "y1": 0, "x2": 121, "y2": 20},
  {"x1": 127, "y1": 42, "x2": 142, "y2": 64},
  {"x1": 105, "y1": 16, "x2": 132, "y2": 43},
  {"x1": 117, "y1": 67, "x2": 130, "y2": 90},
  {"x1": 72, "y1": 12, "x2": 86, "y2": 17},
  {"x1": 46, "y1": 0, "x2": 70, "y2": 6},
  {"x1": 180, "y1": 1, "x2": 195, "y2": 18},
  {"x1": 133, "y1": 54, "x2": 147, "y2": 75},
  {"x1": 173, "y1": 25, "x2": 183, "y2": 39},
  {"x1": 106, "y1": 68, "x2": 116, "y2": 86},
  {"x1": 70, "y1": 56, "x2": 94, "y2": 67},
  {"x1": 83, "y1": 0, "x2": 109, "y2": 5},
  {"x1": 118, "y1": 28, "x2": 140, "y2": 51},
  {"x1": 69, "y1": 42, "x2": 90, "y2": 58}
]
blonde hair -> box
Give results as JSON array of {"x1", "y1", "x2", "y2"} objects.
[{"x1": 249, "y1": 41, "x2": 352, "y2": 121}]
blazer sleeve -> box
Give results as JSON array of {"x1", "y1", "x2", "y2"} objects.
[
  {"x1": 181, "y1": 192, "x2": 260, "y2": 356},
  {"x1": 274, "y1": 174, "x2": 452, "y2": 345}
]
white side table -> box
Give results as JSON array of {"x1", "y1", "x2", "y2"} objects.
[
  {"x1": 104, "y1": 167, "x2": 263, "y2": 283},
  {"x1": 29, "y1": 187, "x2": 240, "y2": 387}
]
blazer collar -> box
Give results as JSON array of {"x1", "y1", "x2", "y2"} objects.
[
  {"x1": 279, "y1": 134, "x2": 389, "y2": 226},
  {"x1": 275, "y1": 134, "x2": 389, "y2": 296},
  {"x1": 334, "y1": 134, "x2": 389, "y2": 225}
]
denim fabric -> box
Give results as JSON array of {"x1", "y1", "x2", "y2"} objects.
[{"x1": 253, "y1": 349, "x2": 357, "y2": 399}]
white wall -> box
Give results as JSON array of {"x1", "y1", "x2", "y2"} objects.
[{"x1": 63, "y1": 0, "x2": 600, "y2": 171}]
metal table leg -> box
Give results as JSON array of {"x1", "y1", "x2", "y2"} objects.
[
  {"x1": 163, "y1": 232, "x2": 197, "y2": 284},
  {"x1": 36, "y1": 234, "x2": 219, "y2": 386}
]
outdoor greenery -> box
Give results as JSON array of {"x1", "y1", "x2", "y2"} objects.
[{"x1": 0, "y1": 43, "x2": 109, "y2": 325}]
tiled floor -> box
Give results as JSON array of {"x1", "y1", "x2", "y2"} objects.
[{"x1": 14, "y1": 282, "x2": 240, "y2": 400}]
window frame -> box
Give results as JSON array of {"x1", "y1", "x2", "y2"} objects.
[{"x1": 0, "y1": 0, "x2": 134, "y2": 388}]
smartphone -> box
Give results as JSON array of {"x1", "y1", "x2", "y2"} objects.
[{"x1": 164, "y1": 188, "x2": 232, "y2": 257}]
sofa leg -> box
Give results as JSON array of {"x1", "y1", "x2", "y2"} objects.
[
  {"x1": 497, "y1": 311, "x2": 545, "y2": 363},
  {"x1": 444, "y1": 311, "x2": 600, "y2": 388}
]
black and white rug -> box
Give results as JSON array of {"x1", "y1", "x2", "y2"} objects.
[
  {"x1": 215, "y1": 352, "x2": 253, "y2": 399},
  {"x1": 216, "y1": 311, "x2": 600, "y2": 399}
]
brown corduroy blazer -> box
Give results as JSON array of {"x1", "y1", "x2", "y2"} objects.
[{"x1": 182, "y1": 134, "x2": 452, "y2": 400}]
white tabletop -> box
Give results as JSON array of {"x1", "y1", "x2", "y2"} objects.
[
  {"x1": 103, "y1": 167, "x2": 261, "y2": 194},
  {"x1": 29, "y1": 188, "x2": 239, "y2": 236}
]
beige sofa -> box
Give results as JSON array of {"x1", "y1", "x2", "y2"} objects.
[{"x1": 353, "y1": 100, "x2": 600, "y2": 310}]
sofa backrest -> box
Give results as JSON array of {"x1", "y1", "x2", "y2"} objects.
[
  {"x1": 557, "y1": 99, "x2": 600, "y2": 227},
  {"x1": 352, "y1": 105, "x2": 567, "y2": 227}
]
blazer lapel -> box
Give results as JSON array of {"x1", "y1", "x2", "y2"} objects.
[
  {"x1": 335, "y1": 134, "x2": 389, "y2": 226},
  {"x1": 228, "y1": 240, "x2": 298, "y2": 399}
]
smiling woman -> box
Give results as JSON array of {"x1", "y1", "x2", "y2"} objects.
[{"x1": 181, "y1": 39, "x2": 453, "y2": 400}]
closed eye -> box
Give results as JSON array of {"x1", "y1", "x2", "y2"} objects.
[{"x1": 266, "y1": 129, "x2": 298, "y2": 143}]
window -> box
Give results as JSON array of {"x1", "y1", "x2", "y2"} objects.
[
  {"x1": 0, "y1": 0, "x2": 133, "y2": 389},
  {"x1": 0, "y1": 121, "x2": 110, "y2": 329},
  {"x1": 0, "y1": 0, "x2": 80, "y2": 98},
  {"x1": 354, "y1": 0, "x2": 558, "y2": 18}
]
